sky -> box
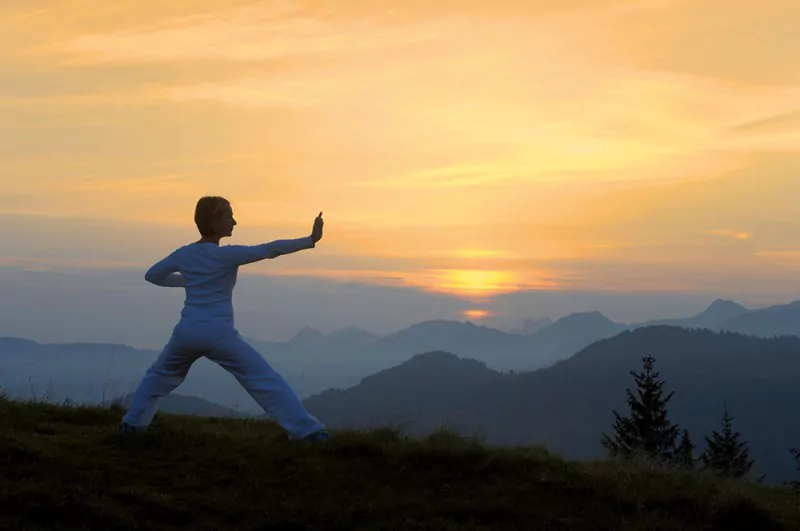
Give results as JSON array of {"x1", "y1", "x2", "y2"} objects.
[{"x1": 2, "y1": 0, "x2": 800, "y2": 347}]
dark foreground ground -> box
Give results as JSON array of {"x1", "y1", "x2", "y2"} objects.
[{"x1": 1, "y1": 396, "x2": 799, "y2": 530}]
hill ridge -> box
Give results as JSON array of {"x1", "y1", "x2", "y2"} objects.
[{"x1": 1, "y1": 396, "x2": 799, "y2": 530}]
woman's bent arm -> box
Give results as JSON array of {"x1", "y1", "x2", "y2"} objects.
[{"x1": 144, "y1": 253, "x2": 186, "y2": 287}]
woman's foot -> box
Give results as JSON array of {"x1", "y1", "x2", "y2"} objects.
[
  {"x1": 119, "y1": 421, "x2": 145, "y2": 436},
  {"x1": 296, "y1": 429, "x2": 330, "y2": 443}
]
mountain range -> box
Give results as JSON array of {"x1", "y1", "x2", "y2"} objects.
[
  {"x1": 3, "y1": 298, "x2": 800, "y2": 407},
  {"x1": 629, "y1": 298, "x2": 749, "y2": 330},
  {"x1": 304, "y1": 326, "x2": 800, "y2": 484},
  {"x1": 247, "y1": 311, "x2": 626, "y2": 395},
  {"x1": 249, "y1": 298, "x2": 800, "y2": 395}
]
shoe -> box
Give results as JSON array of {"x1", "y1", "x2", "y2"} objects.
[
  {"x1": 296, "y1": 429, "x2": 330, "y2": 444},
  {"x1": 119, "y1": 422, "x2": 145, "y2": 436}
]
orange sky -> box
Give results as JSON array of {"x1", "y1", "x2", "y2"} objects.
[{"x1": 3, "y1": 0, "x2": 800, "y2": 324}]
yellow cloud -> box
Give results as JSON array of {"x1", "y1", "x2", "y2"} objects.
[
  {"x1": 600, "y1": 0, "x2": 800, "y2": 87},
  {"x1": 445, "y1": 249, "x2": 511, "y2": 259},
  {"x1": 755, "y1": 250, "x2": 800, "y2": 271},
  {"x1": 0, "y1": 257, "x2": 142, "y2": 271},
  {"x1": 757, "y1": 250, "x2": 800, "y2": 259},
  {"x1": 708, "y1": 230, "x2": 754, "y2": 241},
  {"x1": 729, "y1": 110, "x2": 800, "y2": 135},
  {"x1": 353, "y1": 164, "x2": 536, "y2": 189},
  {"x1": 59, "y1": 2, "x2": 432, "y2": 63}
]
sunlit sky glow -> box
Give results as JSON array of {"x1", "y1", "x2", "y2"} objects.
[{"x1": 2, "y1": 0, "x2": 800, "y2": 343}]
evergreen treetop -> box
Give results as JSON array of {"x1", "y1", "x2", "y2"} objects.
[
  {"x1": 601, "y1": 355, "x2": 680, "y2": 463},
  {"x1": 700, "y1": 408, "x2": 754, "y2": 479}
]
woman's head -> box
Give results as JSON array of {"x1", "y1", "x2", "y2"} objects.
[{"x1": 194, "y1": 196, "x2": 237, "y2": 239}]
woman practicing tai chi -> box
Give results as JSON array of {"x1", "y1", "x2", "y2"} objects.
[{"x1": 120, "y1": 196, "x2": 329, "y2": 442}]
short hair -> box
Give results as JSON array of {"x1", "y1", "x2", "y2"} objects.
[{"x1": 194, "y1": 196, "x2": 230, "y2": 236}]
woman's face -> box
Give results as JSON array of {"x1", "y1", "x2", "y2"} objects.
[{"x1": 212, "y1": 202, "x2": 237, "y2": 238}]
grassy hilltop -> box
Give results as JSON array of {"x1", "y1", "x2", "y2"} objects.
[{"x1": 1, "y1": 396, "x2": 798, "y2": 530}]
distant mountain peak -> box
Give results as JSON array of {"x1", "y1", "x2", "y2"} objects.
[
  {"x1": 554, "y1": 311, "x2": 616, "y2": 326},
  {"x1": 704, "y1": 299, "x2": 746, "y2": 314},
  {"x1": 693, "y1": 299, "x2": 748, "y2": 327},
  {"x1": 292, "y1": 326, "x2": 325, "y2": 341}
]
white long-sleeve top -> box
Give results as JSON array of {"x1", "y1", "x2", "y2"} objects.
[{"x1": 144, "y1": 237, "x2": 315, "y2": 324}]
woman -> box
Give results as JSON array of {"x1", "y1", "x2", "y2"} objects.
[{"x1": 120, "y1": 196, "x2": 329, "y2": 442}]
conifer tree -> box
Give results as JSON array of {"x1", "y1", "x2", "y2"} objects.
[
  {"x1": 601, "y1": 355, "x2": 680, "y2": 463},
  {"x1": 699, "y1": 408, "x2": 754, "y2": 478},
  {"x1": 675, "y1": 429, "x2": 695, "y2": 469}
]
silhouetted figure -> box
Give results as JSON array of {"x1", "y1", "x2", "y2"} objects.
[{"x1": 120, "y1": 196, "x2": 328, "y2": 442}]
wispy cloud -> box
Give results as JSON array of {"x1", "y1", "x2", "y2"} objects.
[
  {"x1": 757, "y1": 250, "x2": 800, "y2": 259},
  {"x1": 755, "y1": 250, "x2": 800, "y2": 269},
  {"x1": 754, "y1": 250, "x2": 800, "y2": 272},
  {"x1": 600, "y1": 0, "x2": 800, "y2": 87},
  {"x1": 0, "y1": 257, "x2": 143, "y2": 272},
  {"x1": 443, "y1": 249, "x2": 513, "y2": 259},
  {"x1": 0, "y1": 90, "x2": 161, "y2": 108},
  {"x1": 53, "y1": 174, "x2": 192, "y2": 194},
  {"x1": 353, "y1": 164, "x2": 536, "y2": 189},
  {"x1": 162, "y1": 76, "x2": 346, "y2": 109},
  {"x1": 60, "y1": 2, "x2": 433, "y2": 63},
  {"x1": 728, "y1": 110, "x2": 800, "y2": 135},
  {"x1": 708, "y1": 229, "x2": 754, "y2": 241}
]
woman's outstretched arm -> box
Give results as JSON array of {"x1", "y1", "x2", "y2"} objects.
[
  {"x1": 216, "y1": 213, "x2": 324, "y2": 267},
  {"x1": 216, "y1": 236, "x2": 316, "y2": 267},
  {"x1": 144, "y1": 252, "x2": 187, "y2": 287}
]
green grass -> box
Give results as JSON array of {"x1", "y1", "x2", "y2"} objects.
[{"x1": 1, "y1": 396, "x2": 799, "y2": 530}]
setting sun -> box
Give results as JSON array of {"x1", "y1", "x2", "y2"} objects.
[
  {"x1": 433, "y1": 270, "x2": 520, "y2": 297},
  {"x1": 462, "y1": 309, "x2": 491, "y2": 320}
]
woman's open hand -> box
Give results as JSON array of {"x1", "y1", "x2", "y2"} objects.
[{"x1": 311, "y1": 212, "x2": 324, "y2": 243}]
